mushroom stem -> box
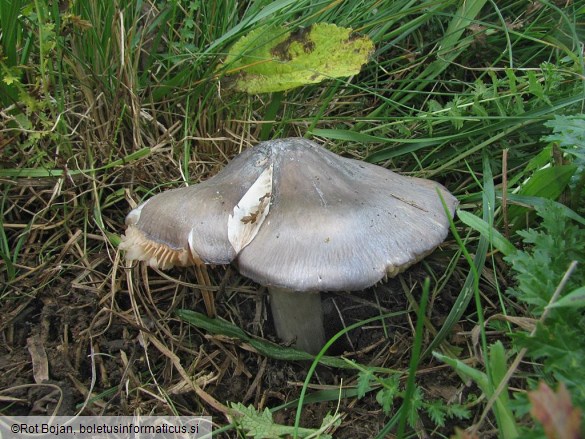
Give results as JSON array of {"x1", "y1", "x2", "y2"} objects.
[{"x1": 268, "y1": 287, "x2": 325, "y2": 355}]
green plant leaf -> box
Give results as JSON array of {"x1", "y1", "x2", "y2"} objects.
[
  {"x1": 230, "y1": 402, "x2": 340, "y2": 438},
  {"x1": 447, "y1": 405, "x2": 471, "y2": 421},
  {"x1": 503, "y1": 194, "x2": 585, "y2": 227},
  {"x1": 543, "y1": 115, "x2": 585, "y2": 160},
  {"x1": 433, "y1": 352, "x2": 489, "y2": 391},
  {"x1": 457, "y1": 210, "x2": 516, "y2": 256},
  {"x1": 397, "y1": 277, "x2": 431, "y2": 436},
  {"x1": 434, "y1": 345, "x2": 519, "y2": 439},
  {"x1": 176, "y1": 309, "x2": 352, "y2": 368},
  {"x1": 508, "y1": 164, "x2": 577, "y2": 230},
  {"x1": 546, "y1": 286, "x2": 585, "y2": 309},
  {"x1": 505, "y1": 200, "x2": 585, "y2": 409},
  {"x1": 518, "y1": 164, "x2": 576, "y2": 200},
  {"x1": 223, "y1": 23, "x2": 373, "y2": 93},
  {"x1": 422, "y1": 156, "x2": 492, "y2": 359},
  {"x1": 356, "y1": 370, "x2": 373, "y2": 399},
  {"x1": 504, "y1": 201, "x2": 585, "y2": 315},
  {"x1": 425, "y1": 401, "x2": 447, "y2": 427},
  {"x1": 488, "y1": 343, "x2": 519, "y2": 439},
  {"x1": 375, "y1": 375, "x2": 400, "y2": 415}
]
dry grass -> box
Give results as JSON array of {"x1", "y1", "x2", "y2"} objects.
[
  {"x1": 1, "y1": 99, "x2": 467, "y2": 435},
  {"x1": 1, "y1": 165, "x2": 462, "y2": 436},
  {"x1": 2, "y1": 0, "x2": 584, "y2": 437}
]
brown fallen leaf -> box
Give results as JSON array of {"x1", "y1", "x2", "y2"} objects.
[
  {"x1": 27, "y1": 334, "x2": 49, "y2": 383},
  {"x1": 528, "y1": 381, "x2": 583, "y2": 439}
]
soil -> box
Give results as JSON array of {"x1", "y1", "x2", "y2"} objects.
[{"x1": 0, "y1": 251, "x2": 475, "y2": 437}]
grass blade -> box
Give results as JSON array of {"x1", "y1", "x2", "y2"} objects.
[
  {"x1": 457, "y1": 210, "x2": 516, "y2": 256},
  {"x1": 396, "y1": 277, "x2": 431, "y2": 437}
]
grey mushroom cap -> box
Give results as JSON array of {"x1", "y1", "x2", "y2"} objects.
[
  {"x1": 121, "y1": 138, "x2": 458, "y2": 288},
  {"x1": 234, "y1": 138, "x2": 458, "y2": 291},
  {"x1": 120, "y1": 146, "x2": 268, "y2": 268}
]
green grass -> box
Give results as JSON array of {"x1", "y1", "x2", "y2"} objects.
[{"x1": 1, "y1": 0, "x2": 584, "y2": 437}]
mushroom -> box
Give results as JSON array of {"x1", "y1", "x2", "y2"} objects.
[{"x1": 121, "y1": 138, "x2": 458, "y2": 354}]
